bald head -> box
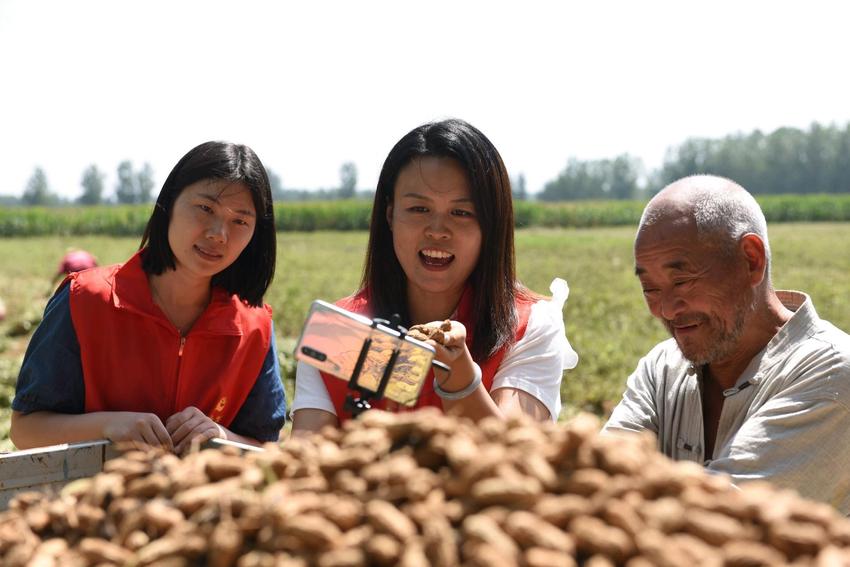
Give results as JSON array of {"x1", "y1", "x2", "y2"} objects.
[{"x1": 639, "y1": 175, "x2": 771, "y2": 270}]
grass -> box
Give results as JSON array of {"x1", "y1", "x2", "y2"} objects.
[{"x1": 2, "y1": 224, "x2": 850, "y2": 450}]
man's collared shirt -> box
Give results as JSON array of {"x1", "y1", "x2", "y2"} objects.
[{"x1": 604, "y1": 291, "x2": 850, "y2": 514}]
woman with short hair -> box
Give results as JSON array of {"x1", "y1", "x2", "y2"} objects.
[{"x1": 11, "y1": 141, "x2": 286, "y2": 452}]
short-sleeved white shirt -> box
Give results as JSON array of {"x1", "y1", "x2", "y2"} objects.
[{"x1": 291, "y1": 278, "x2": 579, "y2": 421}]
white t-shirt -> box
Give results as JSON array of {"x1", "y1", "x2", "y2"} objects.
[{"x1": 291, "y1": 278, "x2": 579, "y2": 421}]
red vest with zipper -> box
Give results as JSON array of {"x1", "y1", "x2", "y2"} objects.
[
  {"x1": 67, "y1": 251, "x2": 272, "y2": 427},
  {"x1": 320, "y1": 287, "x2": 533, "y2": 423}
]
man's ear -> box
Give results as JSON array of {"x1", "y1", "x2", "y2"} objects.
[
  {"x1": 386, "y1": 201, "x2": 393, "y2": 230},
  {"x1": 740, "y1": 233, "x2": 767, "y2": 286}
]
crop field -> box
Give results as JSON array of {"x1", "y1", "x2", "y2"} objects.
[
  {"x1": 4, "y1": 194, "x2": 850, "y2": 237},
  {"x1": 1, "y1": 223, "x2": 849, "y2": 450}
]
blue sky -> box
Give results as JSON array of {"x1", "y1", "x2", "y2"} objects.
[{"x1": 1, "y1": 0, "x2": 849, "y2": 199}]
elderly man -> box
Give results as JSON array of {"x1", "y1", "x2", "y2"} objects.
[{"x1": 604, "y1": 174, "x2": 850, "y2": 514}]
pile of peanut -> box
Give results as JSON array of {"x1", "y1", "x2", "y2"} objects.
[{"x1": 2, "y1": 410, "x2": 850, "y2": 566}]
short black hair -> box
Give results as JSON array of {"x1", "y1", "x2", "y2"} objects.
[
  {"x1": 140, "y1": 141, "x2": 275, "y2": 306},
  {"x1": 363, "y1": 119, "x2": 523, "y2": 359}
]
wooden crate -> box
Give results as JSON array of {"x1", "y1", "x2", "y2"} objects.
[
  {"x1": 0, "y1": 440, "x2": 119, "y2": 510},
  {"x1": 0, "y1": 438, "x2": 262, "y2": 510}
]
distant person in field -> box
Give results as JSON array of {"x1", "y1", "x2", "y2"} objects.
[
  {"x1": 53, "y1": 249, "x2": 98, "y2": 283},
  {"x1": 11, "y1": 141, "x2": 286, "y2": 452},
  {"x1": 290, "y1": 118, "x2": 578, "y2": 437},
  {"x1": 604, "y1": 174, "x2": 850, "y2": 514}
]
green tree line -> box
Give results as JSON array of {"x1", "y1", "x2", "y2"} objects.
[
  {"x1": 19, "y1": 161, "x2": 156, "y2": 207},
  {"x1": 8, "y1": 161, "x2": 365, "y2": 207},
  {"x1": 539, "y1": 122, "x2": 850, "y2": 201},
  {"x1": 6, "y1": 122, "x2": 850, "y2": 205},
  {"x1": 655, "y1": 123, "x2": 850, "y2": 194}
]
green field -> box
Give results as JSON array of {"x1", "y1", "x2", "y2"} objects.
[{"x1": 2, "y1": 224, "x2": 849, "y2": 450}]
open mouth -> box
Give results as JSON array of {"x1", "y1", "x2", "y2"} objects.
[{"x1": 419, "y1": 248, "x2": 454, "y2": 268}]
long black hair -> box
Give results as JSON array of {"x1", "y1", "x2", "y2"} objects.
[
  {"x1": 363, "y1": 119, "x2": 523, "y2": 359},
  {"x1": 140, "y1": 141, "x2": 275, "y2": 307}
]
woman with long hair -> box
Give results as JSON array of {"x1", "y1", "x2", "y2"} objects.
[{"x1": 291, "y1": 119, "x2": 577, "y2": 436}]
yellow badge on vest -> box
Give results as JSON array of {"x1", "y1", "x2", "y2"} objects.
[{"x1": 211, "y1": 396, "x2": 227, "y2": 422}]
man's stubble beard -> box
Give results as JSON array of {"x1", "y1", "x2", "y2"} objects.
[{"x1": 666, "y1": 287, "x2": 757, "y2": 366}]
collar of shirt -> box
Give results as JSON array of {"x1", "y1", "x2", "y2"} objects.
[
  {"x1": 692, "y1": 290, "x2": 819, "y2": 460},
  {"x1": 688, "y1": 290, "x2": 816, "y2": 389}
]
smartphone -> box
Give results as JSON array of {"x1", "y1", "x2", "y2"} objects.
[{"x1": 294, "y1": 300, "x2": 436, "y2": 406}]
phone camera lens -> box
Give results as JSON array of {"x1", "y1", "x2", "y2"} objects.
[{"x1": 301, "y1": 346, "x2": 327, "y2": 362}]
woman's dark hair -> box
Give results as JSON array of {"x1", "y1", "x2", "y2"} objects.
[
  {"x1": 140, "y1": 141, "x2": 275, "y2": 307},
  {"x1": 363, "y1": 119, "x2": 525, "y2": 359}
]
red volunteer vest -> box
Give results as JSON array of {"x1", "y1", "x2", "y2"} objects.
[
  {"x1": 68, "y1": 251, "x2": 272, "y2": 427},
  {"x1": 321, "y1": 287, "x2": 533, "y2": 423}
]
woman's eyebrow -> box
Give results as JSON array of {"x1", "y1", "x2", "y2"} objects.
[
  {"x1": 232, "y1": 207, "x2": 256, "y2": 218},
  {"x1": 401, "y1": 192, "x2": 473, "y2": 204},
  {"x1": 197, "y1": 192, "x2": 256, "y2": 217},
  {"x1": 401, "y1": 192, "x2": 430, "y2": 200}
]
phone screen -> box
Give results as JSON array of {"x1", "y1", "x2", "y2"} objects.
[
  {"x1": 295, "y1": 300, "x2": 435, "y2": 406},
  {"x1": 384, "y1": 337, "x2": 433, "y2": 406},
  {"x1": 353, "y1": 327, "x2": 398, "y2": 393}
]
